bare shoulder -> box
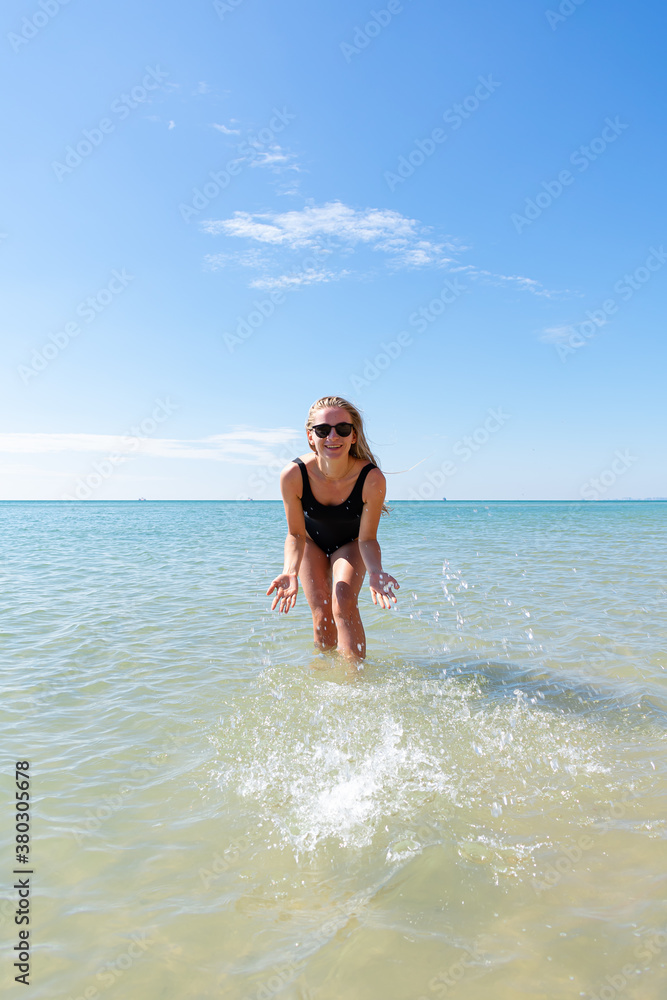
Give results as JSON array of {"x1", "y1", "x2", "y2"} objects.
[
  {"x1": 279, "y1": 459, "x2": 302, "y2": 495},
  {"x1": 366, "y1": 465, "x2": 386, "y2": 484},
  {"x1": 363, "y1": 466, "x2": 386, "y2": 497}
]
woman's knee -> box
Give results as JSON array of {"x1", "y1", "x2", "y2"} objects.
[
  {"x1": 332, "y1": 582, "x2": 359, "y2": 620},
  {"x1": 313, "y1": 609, "x2": 335, "y2": 631},
  {"x1": 310, "y1": 593, "x2": 335, "y2": 627}
]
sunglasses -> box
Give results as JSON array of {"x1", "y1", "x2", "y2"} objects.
[{"x1": 311, "y1": 422, "x2": 354, "y2": 439}]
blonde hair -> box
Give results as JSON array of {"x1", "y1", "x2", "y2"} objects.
[{"x1": 306, "y1": 396, "x2": 389, "y2": 514}]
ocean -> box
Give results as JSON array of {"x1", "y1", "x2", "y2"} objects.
[{"x1": 2, "y1": 500, "x2": 666, "y2": 999}]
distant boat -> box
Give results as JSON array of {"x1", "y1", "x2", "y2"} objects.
[
  {"x1": 442, "y1": 497, "x2": 447, "y2": 501},
  {"x1": 138, "y1": 497, "x2": 147, "y2": 501}
]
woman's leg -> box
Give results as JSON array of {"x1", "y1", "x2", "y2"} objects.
[
  {"x1": 299, "y1": 538, "x2": 337, "y2": 650},
  {"x1": 330, "y1": 541, "x2": 367, "y2": 660}
]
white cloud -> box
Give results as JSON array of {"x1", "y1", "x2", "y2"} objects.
[
  {"x1": 204, "y1": 248, "x2": 269, "y2": 271},
  {"x1": 200, "y1": 199, "x2": 572, "y2": 298},
  {"x1": 472, "y1": 269, "x2": 566, "y2": 298},
  {"x1": 250, "y1": 268, "x2": 349, "y2": 291},
  {"x1": 202, "y1": 202, "x2": 432, "y2": 249},
  {"x1": 540, "y1": 325, "x2": 578, "y2": 344},
  {"x1": 450, "y1": 264, "x2": 570, "y2": 299},
  {"x1": 200, "y1": 201, "x2": 455, "y2": 287},
  {"x1": 210, "y1": 127, "x2": 297, "y2": 175},
  {"x1": 0, "y1": 463, "x2": 76, "y2": 479},
  {"x1": 0, "y1": 428, "x2": 301, "y2": 466},
  {"x1": 211, "y1": 122, "x2": 240, "y2": 135},
  {"x1": 248, "y1": 144, "x2": 300, "y2": 171},
  {"x1": 168, "y1": 120, "x2": 175, "y2": 129}
]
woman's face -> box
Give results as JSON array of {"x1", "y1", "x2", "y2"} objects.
[{"x1": 308, "y1": 406, "x2": 357, "y2": 459}]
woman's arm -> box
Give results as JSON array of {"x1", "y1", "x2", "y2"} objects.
[
  {"x1": 358, "y1": 469, "x2": 399, "y2": 609},
  {"x1": 266, "y1": 463, "x2": 306, "y2": 613}
]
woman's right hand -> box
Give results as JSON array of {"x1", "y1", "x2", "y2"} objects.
[{"x1": 266, "y1": 573, "x2": 299, "y2": 613}]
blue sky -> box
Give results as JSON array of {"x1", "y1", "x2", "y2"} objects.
[{"x1": 1, "y1": 0, "x2": 665, "y2": 499}]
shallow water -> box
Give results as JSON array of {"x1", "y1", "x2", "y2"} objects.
[{"x1": 1, "y1": 501, "x2": 666, "y2": 999}]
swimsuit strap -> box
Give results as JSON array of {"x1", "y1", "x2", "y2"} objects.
[
  {"x1": 292, "y1": 457, "x2": 376, "y2": 506},
  {"x1": 346, "y1": 462, "x2": 377, "y2": 504},
  {"x1": 292, "y1": 457, "x2": 314, "y2": 503}
]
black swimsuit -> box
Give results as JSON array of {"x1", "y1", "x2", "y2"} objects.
[{"x1": 293, "y1": 457, "x2": 377, "y2": 557}]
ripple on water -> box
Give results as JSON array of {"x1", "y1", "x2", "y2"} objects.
[
  {"x1": 210, "y1": 659, "x2": 663, "y2": 864},
  {"x1": 2, "y1": 502, "x2": 666, "y2": 999}
]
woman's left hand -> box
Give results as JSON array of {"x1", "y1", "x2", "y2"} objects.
[{"x1": 369, "y1": 571, "x2": 399, "y2": 609}]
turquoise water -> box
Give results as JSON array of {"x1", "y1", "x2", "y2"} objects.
[{"x1": 1, "y1": 501, "x2": 666, "y2": 999}]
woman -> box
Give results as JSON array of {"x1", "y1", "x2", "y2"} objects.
[{"x1": 267, "y1": 396, "x2": 399, "y2": 661}]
